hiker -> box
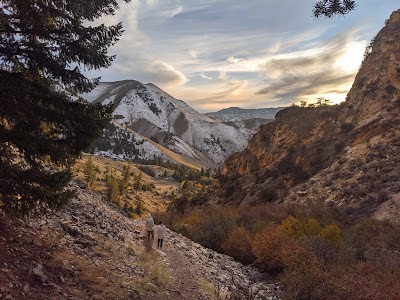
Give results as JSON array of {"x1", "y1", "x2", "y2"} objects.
[
  {"x1": 156, "y1": 220, "x2": 166, "y2": 249},
  {"x1": 145, "y1": 214, "x2": 155, "y2": 241}
]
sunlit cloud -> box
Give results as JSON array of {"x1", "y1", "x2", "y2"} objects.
[
  {"x1": 190, "y1": 80, "x2": 249, "y2": 102},
  {"x1": 82, "y1": 0, "x2": 397, "y2": 112},
  {"x1": 149, "y1": 60, "x2": 188, "y2": 86},
  {"x1": 256, "y1": 30, "x2": 365, "y2": 105}
]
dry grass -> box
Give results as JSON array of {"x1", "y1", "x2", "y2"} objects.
[
  {"x1": 53, "y1": 248, "x2": 108, "y2": 285},
  {"x1": 139, "y1": 250, "x2": 171, "y2": 288},
  {"x1": 198, "y1": 278, "x2": 230, "y2": 300},
  {"x1": 52, "y1": 241, "x2": 143, "y2": 299}
]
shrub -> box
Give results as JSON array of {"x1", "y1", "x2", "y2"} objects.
[
  {"x1": 345, "y1": 219, "x2": 400, "y2": 262},
  {"x1": 253, "y1": 227, "x2": 325, "y2": 298},
  {"x1": 321, "y1": 224, "x2": 341, "y2": 247},
  {"x1": 189, "y1": 207, "x2": 237, "y2": 252},
  {"x1": 276, "y1": 216, "x2": 323, "y2": 239},
  {"x1": 252, "y1": 227, "x2": 296, "y2": 273},
  {"x1": 321, "y1": 263, "x2": 400, "y2": 300},
  {"x1": 222, "y1": 227, "x2": 255, "y2": 264},
  {"x1": 280, "y1": 247, "x2": 325, "y2": 300}
]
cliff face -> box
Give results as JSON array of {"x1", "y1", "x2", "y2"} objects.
[
  {"x1": 342, "y1": 11, "x2": 400, "y2": 127},
  {"x1": 205, "y1": 10, "x2": 400, "y2": 222}
]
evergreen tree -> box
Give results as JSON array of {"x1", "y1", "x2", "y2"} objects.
[
  {"x1": 133, "y1": 172, "x2": 142, "y2": 194},
  {"x1": 0, "y1": 0, "x2": 129, "y2": 214},
  {"x1": 83, "y1": 157, "x2": 97, "y2": 189},
  {"x1": 119, "y1": 162, "x2": 131, "y2": 194},
  {"x1": 106, "y1": 171, "x2": 120, "y2": 204},
  {"x1": 313, "y1": 0, "x2": 356, "y2": 18},
  {"x1": 135, "y1": 198, "x2": 144, "y2": 215}
]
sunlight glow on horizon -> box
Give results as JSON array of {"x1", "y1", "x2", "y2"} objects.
[{"x1": 83, "y1": 1, "x2": 397, "y2": 112}]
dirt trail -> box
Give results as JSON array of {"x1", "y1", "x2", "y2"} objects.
[
  {"x1": 142, "y1": 249, "x2": 209, "y2": 300},
  {"x1": 0, "y1": 190, "x2": 279, "y2": 300},
  {"x1": 139, "y1": 222, "x2": 210, "y2": 300}
]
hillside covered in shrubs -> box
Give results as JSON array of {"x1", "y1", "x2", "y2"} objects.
[{"x1": 158, "y1": 9, "x2": 400, "y2": 299}]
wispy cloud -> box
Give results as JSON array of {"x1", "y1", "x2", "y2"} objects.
[
  {"x1": 192, "y1": 80, "x2": 249, "y2": 102},
  {"x1": 83, "y1": 0, "x2": 397, "y2": 111},
  {"x1": 161, "y1": 5, "x2": 183, "y2": 18},
  {"x1": 256, "y1": 30, "x2": 364, "y2": 104},
  {"x1": 200, "y1": 73, "x2": 213, "y2": 80}
]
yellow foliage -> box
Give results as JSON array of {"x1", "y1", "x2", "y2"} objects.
[
  {"x1": 277, "y1": 215, "x2": 341, "y2": 246},
  {"x1": 321, "y1": 224, "x2": 341, "y2": 247},
  {"x1": 276, "y1": 215, "x2": 299, "y2": 237},
  {"x1": 305, "y1": 218, "x2": 322, "y2": 236},
  {"x1": 183, "y1": 214, "x2": 202, "y2": 227}
]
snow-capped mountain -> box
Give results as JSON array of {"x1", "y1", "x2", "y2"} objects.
[
  {"x1": 205, "y1": 107, "x2": 285, "y2": 122},
  {"x1": 81, "y1": 81, "x2": 254, "y2": 167}
]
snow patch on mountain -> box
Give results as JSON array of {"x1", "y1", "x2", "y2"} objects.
[{"x1": 81, "y1": 81, "x2": 254, "y2": 166}]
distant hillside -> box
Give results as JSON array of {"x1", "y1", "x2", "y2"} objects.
[
  {"x1": 81, "y1": 83, "x2": 254, "y2": 168},
  {"x1": 197, "y1": 10, "x2": 400, "y2": 224},
  {"x1": 87, "y1": 121, "x2": 205, "y2": 169},
  {"x1": 205, "y1": 107, "x2": 285, "y2": 122}
]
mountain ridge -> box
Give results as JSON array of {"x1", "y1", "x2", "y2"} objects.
[
  {"x1": 81, "y1": 81, "x2": 254, "y2": 168},
  {"x1": 205, "y1": 106, "x2": 285, "y2": 122}
]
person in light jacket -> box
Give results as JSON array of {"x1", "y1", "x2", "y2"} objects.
[
  {"x1": 156, "y1": 220, "x2": 166, "y2": 249},
  {"x1": 145, "y1": 214, "x2": 155, "y2": 241}
]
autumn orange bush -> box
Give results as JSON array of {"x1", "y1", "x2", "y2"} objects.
[
  {"x1": 163, "y1": 200, "x2": 400, "y2": 299},
  {"x1": 319, "y1": 263, "x2": 400, "y2": 300},
  {"x1": 253, "y1": 226, "x2": 326, "y2": 298},
  {"x1": 222, "y1": 226, "x2": 254, "y2": 264},
  {"x1": 252, "y1": 227, "x2": 296, "y2": 273}
]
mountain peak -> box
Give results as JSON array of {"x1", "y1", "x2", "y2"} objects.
[{"x1": 81, "y1": 81, "x2": 254, "y2": 167}]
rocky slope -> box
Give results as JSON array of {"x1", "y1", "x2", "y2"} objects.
[
  {"x1": 202, "y1": 10, "x2": 400, "y2": 222},
  {"x1": 88, "y1": 121, "x2": 205, "y2": 169},
  {"x1": 0, "y1": 184, "x2": 280, "y2": 300},
  {"x1": 81, "y1": 82, "x2": 254, "y2": 168}
]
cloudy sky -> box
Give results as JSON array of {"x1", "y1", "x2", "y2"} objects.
[{"x1": 86, "y1": 0, "x2": 399, "y2": 112}]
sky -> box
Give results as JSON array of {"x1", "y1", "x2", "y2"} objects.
[{"x1": 85, "y1": 0, "x2": 399, "y2": 112}]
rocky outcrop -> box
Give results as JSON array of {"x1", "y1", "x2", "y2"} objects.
[{"x1": 202, "y1": 10, "x2": 400, "y2": 219}]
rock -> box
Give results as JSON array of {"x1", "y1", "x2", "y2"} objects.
[
  {"x1": 32, "y1": 264, "x2": 48, "y2": 284},
  {"x1": 127, "y1": 290, "x2": 141, "y2": 300},
  {"x1": 75, "y1": 180, "x2": 87, "y2": 190},
  {"x1": 143, "y1": 282, "x2": 157, "y2": 293},
  {"x1": 22, "y1": 284, "x2": 29, "y2": 293},
  {"x1": 296, "y1": 190, "x2": 308, "y2": 196},
  {"x1": 60, "y1": 222, "x2": 81, "y2": 237}
]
